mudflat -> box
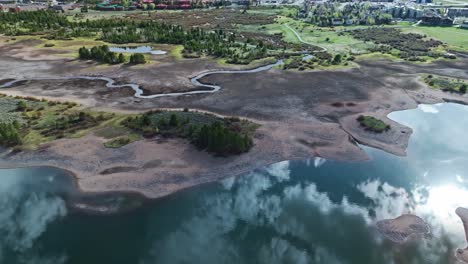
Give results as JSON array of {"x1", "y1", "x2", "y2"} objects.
[{"x1": 1, "y1": 39, "x2": 468, "y2": 199}]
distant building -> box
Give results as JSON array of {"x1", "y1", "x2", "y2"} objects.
[
  {"x1": 416, "y1": 0, "x2": 432, "y2": 4},
  {"x1": 331, "y1": 18, "x2": 343, "y2": 26},
  {"x1": 447, "y1": 8, "x2": 468, "y2": 18},
  {"x1": 461, "y1": 21, "x2": 468, "y2": 29},
  {"x1": 48, "y1": 5, "x2": 64, "y2": 12},
  {"x1": 8, "y1": 5, "x2": 20, "y2": 11},
  {"x1": 421, "y1": 12, "x2": 453, "y2": 25}
]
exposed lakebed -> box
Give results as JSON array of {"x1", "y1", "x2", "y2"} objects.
[
  {"x1": 0, "y1": 60, "x2": 283, "y2": 98},
  {"x1": 1, "y1": 103, "x2": 467, "y2": 264}
]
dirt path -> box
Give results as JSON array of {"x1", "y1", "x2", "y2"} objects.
[{"x1": 284, "y1": 24, "x2": 328, "y2": 52}]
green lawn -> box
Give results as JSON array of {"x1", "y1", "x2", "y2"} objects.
[
  {"x1": 0, "y1": 95, "x2": 132, "y2": 150},
  {"x1": 239, "y1": 17, "x2": 375, "y2": 54},
  {"x1": 402, "y1": 26, "x2": 468, "y2": 52}
]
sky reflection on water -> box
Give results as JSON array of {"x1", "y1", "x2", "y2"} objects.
[
  {"x1": 142, "y1": 103, "x2": 468, "y2": 264},
  {"x1": 109, "y1": 46, "x2": 167, "y2": 55},
  {"x1": 1, "y1": 103, "x2": 468, "y2": 264}
]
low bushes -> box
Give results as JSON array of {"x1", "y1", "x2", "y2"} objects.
[{"x1": 357, "y1": 115, "x2": 390, "y2": 133}]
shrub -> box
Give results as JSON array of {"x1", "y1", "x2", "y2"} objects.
[
  {"x1": 357, "y1": 115, "x2": 390, "y2": 133},
  {"x1": 460, "y1": 84, "x2": 467, "y2": 94},
  {"x1": 129, "y1": 53, "x2": 146, "y2": 64}
]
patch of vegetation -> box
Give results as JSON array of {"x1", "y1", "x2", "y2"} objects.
[
  {"x1": 122, "y1": 110, "x2": 258, "y2": 156},
  {"x1": 349, "y1": 28, "x2": 448, "y2": 61},
  {"x1": 78, "y1": 45, "x2": 125, "y2": 64},
  {"x1": 104, "y1": 134, "x2": 139, "y2": 148},
  {"x1": 423, "y1": 74, "x2": 468, "y2": 94},
  {"x1": 402, "y1": 26, "x2": 468, "y2": 52},
  {"x1": 0, "y1": 122, "x2": 22, "y2": 147},
  {"x1": 0, "y1": 95, "x2": 113, "y2": 149},
  {"x1": 357, "y1": 115, "x2": 390, "y2": 133},
  {"x1": 0, "y1": 10, "x2": 271, "y2": 65},
  {"x1": 306, "y1": 3, "x2": 392, "y2": 27},
  {"x1": 129, "y1": 53, "x2": 146, "y2": 64}
]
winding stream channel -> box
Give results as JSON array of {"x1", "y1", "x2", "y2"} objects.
[
  {"x1": 0, "y1": 25, "x2": 322, "y2": 99},
  {"x1": 0, "y1": 60, "x2": 284, "y2": 99}
]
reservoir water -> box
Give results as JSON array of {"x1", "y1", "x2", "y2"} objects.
[{"x1": 1, "y1": 103, "x2": 467, "y2": 264}]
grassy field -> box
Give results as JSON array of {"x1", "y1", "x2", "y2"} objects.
[
  {"x1": 402, "y1": 26, "x2": 468, "y2": 52},
  {"x1": 0, "y1": 95, "x2": 135, "y2": 149},
  {"x1": 247, "y1": 6, "x2": 297, "y2": 16},
  {"x1": 66, "y1": 9, "x2": 148, "y2": 22},
  {"x1": 239, "y1": 17, "x2": 375, "y2": 54},
  {"x1": 434, "y1": 0, "x2": 468, "y2": 4}
]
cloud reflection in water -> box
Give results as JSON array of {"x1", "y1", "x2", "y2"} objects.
[
  {"x1": 0, "y1": 171, "x2": 67, "y2": 264},
  {"x1": 143, "y1": 158, "x2": 467, "y2": 264}
]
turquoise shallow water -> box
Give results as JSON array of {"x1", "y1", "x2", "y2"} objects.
[{"x1": 1, "y1": 103, "x2": 467, "y2": 264}]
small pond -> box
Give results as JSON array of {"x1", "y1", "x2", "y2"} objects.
[{"x1": 109, "y1": 46, "x2": 167, "y2": 55}]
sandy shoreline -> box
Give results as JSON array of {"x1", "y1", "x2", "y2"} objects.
[{"x1": 1, "y1": 40, "x2": 468, "y2": 200}]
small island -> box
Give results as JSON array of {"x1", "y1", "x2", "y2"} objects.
[{"x1": 357, "y1": 115, "x2": 391, "y2": 133}]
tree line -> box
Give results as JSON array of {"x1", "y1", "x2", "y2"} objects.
[
  {"x1": 79, "y1": 45, "x2": 125, "y2": 64},
  {"x1": 195, "y1": 121, "x2": 252, "y2": 154},
  {"x1": 123, "y1": 111, "x2": 254, "y2": 155},
  {"x1": 78, "y1": 45, "x2": 146, "y2": 64},
  {"x1": 0, "y1": 10, "x2": 269, "y2": 64}
]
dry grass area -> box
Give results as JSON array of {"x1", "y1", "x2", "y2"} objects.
[{"x1": 127, "y1": 9, "x2": 276, "y2": 30}]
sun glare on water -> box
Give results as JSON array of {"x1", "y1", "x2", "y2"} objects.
[{"x1": 414, "y1": 184, "x2": 468, "y2": 240}]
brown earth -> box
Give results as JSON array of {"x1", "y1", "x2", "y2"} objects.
[{"x1": 0, "y1": 39, "x2": 467, "y2": 198}]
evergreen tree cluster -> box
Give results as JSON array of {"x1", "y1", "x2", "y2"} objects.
[
  {"x1": 78, "y1": 45, "x2": 125, "y2": 64},
  {"x1": 129, "y1": 53, "x2": 146, "y2": 64},
  {"x1": 0, "y1": 11, "x2": 269, "y2": 64},
  {"x1": 0, "y1": 122, "x2": 22, "y2": 147},
  {"x1": 195, "y1": 121, "x2": 252, "y2": 154},
  {"x1": 123, "y1": 111, "x2": 254, "y2": 155},
  {"x1": 0, "y1": 10, "x2": 68, "y2": 35}
]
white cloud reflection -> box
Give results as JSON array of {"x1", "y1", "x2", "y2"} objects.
[
  {"x1": 0, "y1": 172, "x2": 67, "y2": 264},
  {"x1": 144, "y1": 160, "x2": 468, "y2": 264},
  {"x1": 314, "y1": 157, "x2": 326, "y2": 168},
  {"x1": 418, "y1": 104, "x2": 440, "y2": 114}
]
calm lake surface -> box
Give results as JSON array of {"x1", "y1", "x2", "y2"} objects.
[
  {"x1": 1, "y1": 103, "x2": 468, "y2": 264},
  {"x1": 109, "y1": 46, "x2": 167, "y2": 55}
]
